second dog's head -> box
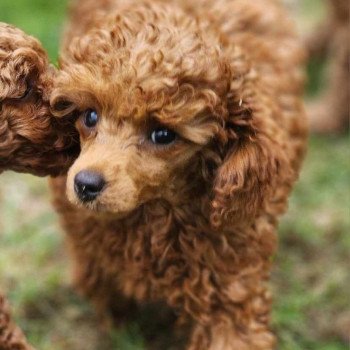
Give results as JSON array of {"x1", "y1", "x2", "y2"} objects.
[
  {"x1": 52, "y1": 3, "x2": 291, "y2": 226},
  {"x1": 0, "y1": 23, "x2": 78, "y2": 176}
]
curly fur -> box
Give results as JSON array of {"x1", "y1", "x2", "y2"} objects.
[
  {"x1": 0, "y1": 292, "x2": 33, "y2": 350},
  {"x1": 50, "y1": 0, "x2": 308, "y2": 348},
  {"x1": 306, "y1": 0, "x2": 349, "y2": 133},
  {"x1": 0, "y1": 23, "x2": 79, "y2": 176}
]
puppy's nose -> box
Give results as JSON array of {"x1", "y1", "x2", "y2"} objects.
[{"x1": 74, "y1": 170, "x2": 106, "y2": 202}]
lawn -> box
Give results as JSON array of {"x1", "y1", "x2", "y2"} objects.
[{"x1": 0, "y1": 1, "x2": 349, "y2": 349}]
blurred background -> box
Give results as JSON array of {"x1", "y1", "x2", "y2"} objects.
[{"x1": 0, "y1": 0, "x2": 349, "y2": 349}]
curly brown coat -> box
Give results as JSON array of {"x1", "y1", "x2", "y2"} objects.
[{"x1": 49, "y1": 0, "x2": 308, "y2": 348}]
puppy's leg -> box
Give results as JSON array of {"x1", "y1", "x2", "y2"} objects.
[
  {"x1": 188, "y1": 313, "x2": 275, "y2": 350},
  {"x1": 173, "y1": 271, "x2": 275, "y2": 350}
]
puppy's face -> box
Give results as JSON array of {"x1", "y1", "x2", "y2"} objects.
[
  {"x1": 53, "y1": 4, "x2": 302, "y2": 227},
  {"x1": 52, "y1": 12, "x2": 234, "y2": 215},
  {"x1": 55, "y1": 69, "x2": 230, "y2": 215},
  {"x1": 0, "y1": 23, "x2": 78, "y2": 175}
]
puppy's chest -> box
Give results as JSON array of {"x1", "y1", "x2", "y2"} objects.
[{"x1": 96, "y1": 214, "x2": 221, "y2": 299}]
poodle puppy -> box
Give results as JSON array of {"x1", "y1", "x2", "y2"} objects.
[
  {"x1": 0, "y1": 23, "x2": 78, "y2": 176},
  {"x1": 306, "y1": 0, "x2": 349, "y2": 133},
  {"x1": 0, "y1": 292, "x2": 34, "y2": 350},
  {"x1": 51, "y1": 0, "x2": 307, "y2": 348}
]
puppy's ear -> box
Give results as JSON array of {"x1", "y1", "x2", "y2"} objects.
[{"x1": 210, "y1": 80, "x2": 293, "y2": 229}]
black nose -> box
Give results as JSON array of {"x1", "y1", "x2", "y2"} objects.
[{"x1": 74, "y1": 170, "x2": 106, "y2": 202}]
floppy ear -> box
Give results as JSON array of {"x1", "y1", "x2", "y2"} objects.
[{"x1": 210, "y1": 77, "x2": 294, "y2": 229}]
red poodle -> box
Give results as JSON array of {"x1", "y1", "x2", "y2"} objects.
[{"x1": 49, "y1": 0, "x2": 308, "y2": 348}]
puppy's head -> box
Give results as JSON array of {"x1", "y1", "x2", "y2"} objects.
[
  {"x1": 0, "y1": 23, "x2": 78, "y2": 176},
  {"x1": 52, "y1": 4, "x2": 292, "y2": 225}
]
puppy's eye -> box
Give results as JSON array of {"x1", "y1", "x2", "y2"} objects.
[
  {"x1": 84, "y1": 109, "x2": 99, "y2": 128},
  {"x1": 150, "y1": 128, "x2": 177, "y2": 145}
]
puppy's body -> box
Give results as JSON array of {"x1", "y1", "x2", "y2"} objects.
[
  {"x1": 0, "y1": 23, "x2": 78, "y2": 176},
  {"x1": 52, "y1": 1, "x2": 307, "y2": 348}
]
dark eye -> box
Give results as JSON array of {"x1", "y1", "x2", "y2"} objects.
[
  {"x1": 84, "y1": 109, "x2": 99, "y2": 128},
  {"x1": 150, "y1": 127, "x2": 177, "y2": 145}
]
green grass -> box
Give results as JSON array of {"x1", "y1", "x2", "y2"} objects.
[
  {"x1": 1, "y1": 0, "x2": 349, "y2": 349},
  {"x1": 272, "y1": 136, "x2": 350, "y2": 350},
  {"x1": 0, "y1": 0, "x2": 68, "y2": 62}
]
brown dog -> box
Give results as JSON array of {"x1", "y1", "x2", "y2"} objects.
[{"x1": 50, "y1": 0, "x2": 308, "y2": 348}]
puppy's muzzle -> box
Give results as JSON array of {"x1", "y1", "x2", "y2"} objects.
[{"x1": 74, "y1": 170, "x2": 106, "y2": 202}]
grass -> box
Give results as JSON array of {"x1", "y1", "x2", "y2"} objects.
[
  {"x1": 273, "y1": 136, "x2": 350, "y2": 350},
  {"x1": 0, "y1": 0, "x2": 67, "y2": 62},
  {"x1": 0, "y1": 0, "x2": 349, "y2": 349}
]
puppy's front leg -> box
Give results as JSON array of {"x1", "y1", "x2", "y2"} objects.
[
  {"x1": 188, "y1": 317, "x2": 275, "y2": 350},
  {"x1": 175, "y1": 269, "x2": 275, "y2": 350}
]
